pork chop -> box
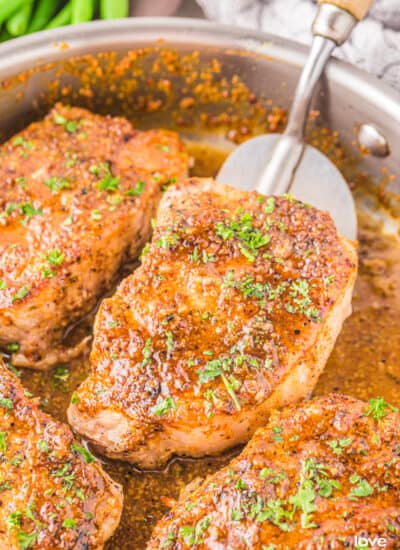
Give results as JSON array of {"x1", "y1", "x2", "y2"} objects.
[
  {"x1": 0, "y1": 358, "x2": 123, "y2": 549},
  {"x1": 148, "y1": 394, "x2": 400, "y2": 549},
  {"x1": 68, "y1": 177, "x2": 357, "y2": 469},
  {"x1": 0, "y1": 103, "x2": 188, "y2": 369}
]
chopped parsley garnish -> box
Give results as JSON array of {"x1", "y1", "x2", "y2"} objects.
[
  {"x1": 18, "y1": 531, "x2": 38, "y2": 550},
  {"x1": 166, "y1": 331, "x2": 174, "y2": 352},
  {"x1": 54, "y1": 113, "x2": 79, "y2": 133},
  {"x1": 0, "y1": 398, "x2": 13, "y2": 410},
  {"x1": 156, "y1": 231, "x2": 179, "y2": 249},
  {"x1": 287, "y1": 279, "x2": 321, "y2": 322},
  {"x1": 6, "y1": 342, "x2": 20, "y2": 352},
  {"x1": 7, "y1": 507, "x2": 39, "y2": 550},
  {"x1": 235, "y1": 478, "x2": 247, "y2": 490},
  {"x1": 11, "y1": 286, "x2": 29, "y2": 303},
  {"x1": 46, "y1": 248, "x2": 64, "y2": 266},
  {"x1": 197, "y1": 357, "x2": 241, "y2": 411},
  {"x1": 98, "y1": 171, "x2": 120, "y2": 192},
  {"x1": 140, "y1": 338, "x2": 152, "y2": 367},
  {"x1": 259, "y1": 468, "x2": 286, "y2": 484},
  {"x1": 324, "y1": 275, "x2": 335, "y2": 286},
  {"x1": 348, "y1": 475, "x2": 374, "y2": 499},
  {"x1": 44, "y1": 177, "x2": 70, "y2": 193},
  {"x1": 290, "y1": 458, "x2": 341, "y2": 528},
  {"x1": 0, "y1": 280, "x2": 6, "y2": 290},
  {"x1": 91, "y1": 209, "x2": 102, "y2": 221},
  {"x1": 231, "y1": 508, "x2": 243, "y2": 521},
  {"x1": 364, "y1": 397, "x2": 398, "y2": 422},
  {"x1": 19, "y1": 202, "x2": 42, "y2": 224},
  {"x1": 272, "y1": 426, "x2": 283, "y2": 443},
  {"x1": 216, "y1": 212, "x2": 270, "y2": 262},
  {"x1": 38, "y1": 440, "x2": 48, "y2": 453},
  {"x1": 328, "y1": 437, "x2": 352, "y2": 455},
  {"x1": 152, "y1": 396, "x2": 176, "y2": 416},
  {"x1": 157, "y1": 144, "x2": 170, "y2": 152},
  {"x1": 13, "y1": 136, "x2": 33, "y2": 155},
  {"x1": 255, "y1": 498, "x2": 292, "y2": 531},
  {"x1": 264, "y1": 197, "x2": 276, "y2": 214},
  {"x1": 71, "y1": 443, "x2": 95, "y2": 464},
  {"x1": 179, "y1": 516, "x2": 211, "y2": 546},
  {"x1": 289, "y1": 479, "x2": 317, "y2": 529},
  {"x1": 126, "y1": 180, "x2": 145, "y2": 196},
  {"x1": 223, "y1": 271, "x2": 286, "y2": 305},
  {"x1": 41, "y1": 268, "x2": 55, "y2": 279},
  {"x1": 62, "y1": 518, "x2": 77, "y2": 529},
  {"x1": 71, "y1": 392, "x2": 80, "y2": 405},
  {"x1": 0, "y1": 432, "x2": 7, "y2": 453}
]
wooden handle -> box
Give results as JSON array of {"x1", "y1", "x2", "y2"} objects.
[{"x1": 319, "y1": 0, "x2": 373, "y2": 20}]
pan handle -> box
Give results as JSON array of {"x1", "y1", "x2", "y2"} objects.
[
  {"x1": 256, "y1": 1, "x2": 369, "y2": 196},
  {"x1": 318, "y1": 0, "x2": 373, "y2": 21}
]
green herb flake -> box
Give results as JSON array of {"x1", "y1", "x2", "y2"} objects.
[
  {"x1": 18, "y1": 531, "x2": 38, "y2": 550},
  {"x1": 6, "y1": 342, "x2": 20, "y2": 353},
  {"x1": 71, "y1": 443, "x2": 95, "y2": 464},
  {"x1": 264, "y1": 197, "x2": 276, "y2": 214},
  {"x1": 272, "y1": 426, "x2": 283, "y2": 443},
  {"x1": 364, "y1": 396, "x2": 398, "y2": 422},
  {"x1": 54, "y1": 113, "x2": 79, "y2": 134},
  {"x1": 38, "y1": 440, "x2": 48, "y2": 453},
  {"x1": 152, "y1": 396, "x2": 176, "y2": 417},
  {"x1": 348, "y1": 476, "x2": 374, "y2": 500},
  {"x1": 44, "y1": 177, "x2": 70, "y2": 193},
  {"x1": 166, "y1": 331, "x2": 174, "y2": 352},
  {"x1": 62, "y1": 518, "x2": 77, "y2": 529},
  {"x1": 98, "y1": 173, "x2": 120, "y2": 192},
  {"x1": 231, "y1": 508, "x2": 242, "y2": 521},
  {"x1": 13, "y1": 136, "x2": 33, "y2": 151},
  {"x1": 19, "y1": 203, "x2": 42, "y2": 223},
  {"x1": 216, "y1": 212, "x2": 270, "y2": 262},
  {"x1": 179, "y1": 516, "x2": 211, "y2": 546},
  {"x1": 328, "y1": 437, "x2": 352, "y2": 455},
  {"x1": 91, "y1": 209, "x2": 102, "y2": 221},
  {"x1": 46, "y1": 248, "x2": 64, "y2": 266},
  {"x1": 126, "y1": 180, "x2": 145, "y2": 196},
  {"x1": 156, "y1": 232, "x2": 179, "y2": 250},
  {"x1": 11, "y1": 286, "x2": 29, "y2": 303},
  {"x1": 140, "y1": 338, "x2": 152, "y2": 368},
  {"x1": 0, "y1": 432, "x2": 7, "y2": 453}
]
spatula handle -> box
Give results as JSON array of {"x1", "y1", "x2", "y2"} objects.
[{"x1": 319, "y1": 0, "x2": 373, "y2": 20}]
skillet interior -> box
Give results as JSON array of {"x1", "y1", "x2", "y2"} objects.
[{"x1": 0, "y1": 20, "x2": 399, "y2": 548}]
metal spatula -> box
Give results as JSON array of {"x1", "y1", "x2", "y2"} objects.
[{"x1": 217, "y1": 0, "x2": 373, "y2": 240}]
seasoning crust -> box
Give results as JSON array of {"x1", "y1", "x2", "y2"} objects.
[
  {"x1": 0, "y1": 359, "x2": 123, "y2": 549},
  {"x1": 68, "y1": 177, "x2": 357, "y2": 468},
  {"x1": 0, "y1": 104, "x2": 188, "y2": 369},
  {"x1": 148, "y1": 394, "x2": 400, "y2": 549}
]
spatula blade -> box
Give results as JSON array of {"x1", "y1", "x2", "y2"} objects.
[{"x1": 217, "y1": 134, "x2": 357, "y2": 240}]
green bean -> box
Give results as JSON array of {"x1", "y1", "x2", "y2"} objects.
[
  {"x1": 0, "y1": 0, "x2": 30, "y2": 25},
  {"x1": 71, "y1": 0, "x2": 95, "y2": 24},
  {"x1": 0, "y1": 27, "x2": 11, "y2": 43},
  {"x1": 46, "y1": 2, "x2": 72, "y2": 30},
  {"x1": 28, "y1": 0, "x2": 60, "y2": 33},
  {"x1": 6, "y1": 1, "x2": 34, "y2": 36},
  {"x1": 100, "y1": 0, "x2": 129, "y2": 19}
]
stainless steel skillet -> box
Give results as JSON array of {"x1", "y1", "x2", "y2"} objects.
[{"x1": 0, "y1": 17, "x2": 399, "y2": 549}]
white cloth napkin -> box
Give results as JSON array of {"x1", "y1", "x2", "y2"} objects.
[{"x1": 196, "y1": 0, "x2": 400, "y2": 90}]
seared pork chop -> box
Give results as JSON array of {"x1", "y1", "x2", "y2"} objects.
[
  {"x1": 68, "y1": 178, "x2": 357, "y2": 469},
  {"x1": 0, "y1": 359, "x2": 122, "y2": 549},
  {"x1": 148, "y1": 393, "x2": 400, "y2": 549},
  {"x1": 0, "y1": 104, "x2": 188, "y2": 369}
]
